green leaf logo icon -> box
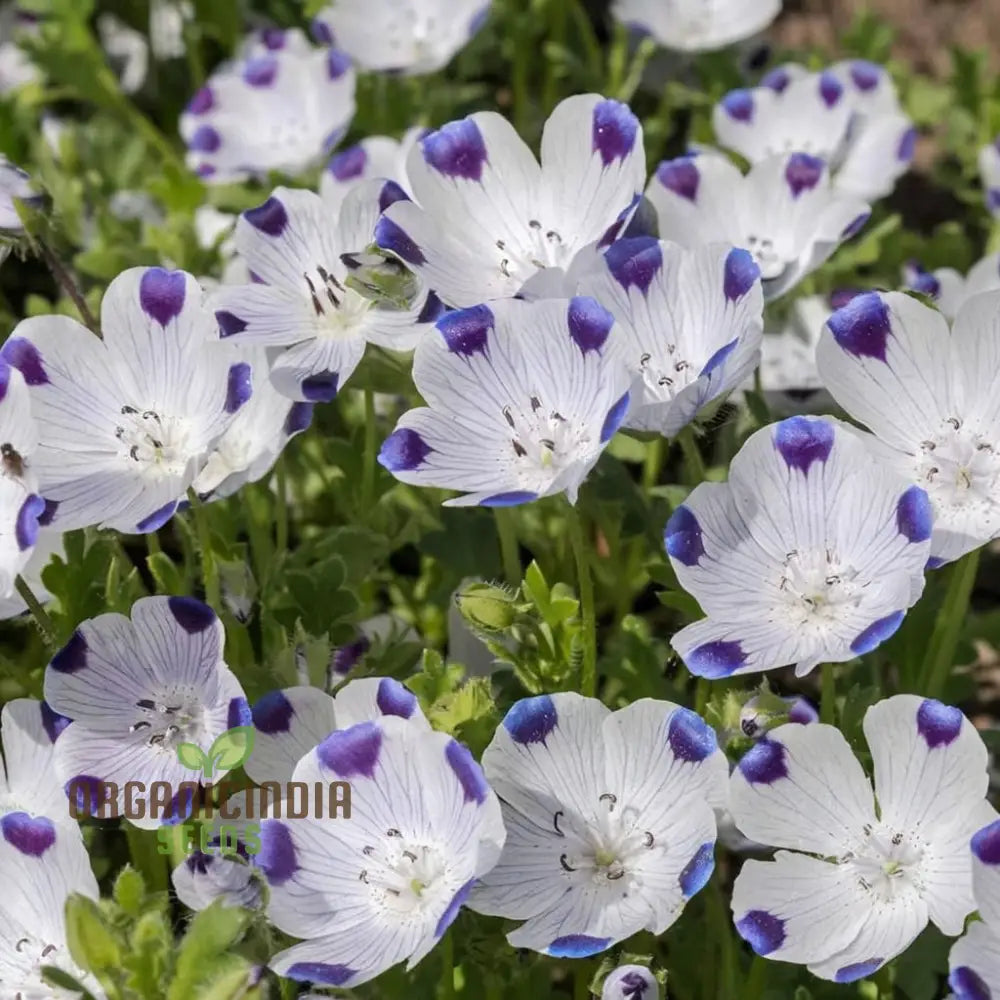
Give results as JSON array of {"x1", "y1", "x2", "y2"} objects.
[
  {"x1": 203, "y1": 726, "x2": 255, "y2": 779},
  {"x1": 176, "y1": 742, "x2": 207, "y2": 772}
]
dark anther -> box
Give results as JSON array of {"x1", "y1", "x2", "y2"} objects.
[
  {"x1": 121, "y1": 405, "x2": 138, "y2": 415},
  {"x1": 553, "y1": 811, "x2": 564, "y2": 837},
  {"x1": 559, "y1": 854, "x2": 576, "y2": 872},
  {"x1": 599, "y1": 793, "x2": 617, "y2": 807},
  {"x1": 136, "y1": 699, "x2": 156, "y2": 710},
  {"x1": 643, "y1": 832, "x2": 654, "y2": 848},
  {"x1": 402, "y1": 850, "x2": 417, "y2": 862},
  {"x1": 512, "y1": 440, "x2": 527, "y2": 458},
  {"x1": 606, "y1": 869, "x2": 625, "y2": 880},
  {"x1": 530, "y1": 396, "x2": 541, "y2": 411},
  {"x1": 502, "y1": 405, "x2": 515, "y2": 428},
  {"x1": 363, "y1": 845, "x2": 375, "y2": 856},
  {"x1": 359, "y1": 870, "x2": 369, "y2": 882},
  {"x1": 386, "y1": 828, "x2": 401, "y2": 837}
]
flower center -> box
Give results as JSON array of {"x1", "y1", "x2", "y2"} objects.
[
  {"x1": 303, "y1": 267, "x2": 372, "y2": 340},
  {"x1": 638, "y1": 346, "x2": 694, "y2": 401},
  {"x1": 129, "y1": 689, "x2": 203, "y2": 751},
  {"x1": 495, "y1": 219, "x2": 572, "y2": 284},
  {"x1": 503, "y1": 395, "x2": 589, "y2": 487},
  {"x1": 916, "y1": 418, "x2": 1000, "y2": 513},
  {"x1": 774, "y1": 548, "x2": 865, "y2": 627},
  {"x1": 115, "y1": 406, "x2": 193, "y2": 477},
  {"x1": 841, "y1": 823, "x2": 927, "y2": 902},
  {"x1": 359, "y1": 829, "x2": 456, "y2": 915}
]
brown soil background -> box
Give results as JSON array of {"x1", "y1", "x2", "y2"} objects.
[{"x1": 774, "y1": 0, "x2": 1000, "y2": 74}]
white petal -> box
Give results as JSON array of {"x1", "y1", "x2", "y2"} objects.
[
  {"x1": 949, "y1": 920, "x2": 1000, "y2": 1000},
  {"x1": 246, "y1": 686, "x2": 337, "y2": 786}
]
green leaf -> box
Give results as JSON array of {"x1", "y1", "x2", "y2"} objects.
[
  {"x1": 206, "y1": 726, "x2": 255, "y2": 777},
  {"x1": 112, "y1": 866, "x2": 145, "y2": 916},
  {"x1": 167, "y1": 901, "x2": 251, "y2": 1000},
  {"x1": 175, "y1": 742, "x2": 207, "y2": 772},
  {"x1": 64, "y1": 893, "x2": 122, "y2": 973},
  {"x1": 41, "y1": 966, "x2": 98, "y2": 999}
]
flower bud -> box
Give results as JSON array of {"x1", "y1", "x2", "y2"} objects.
[{"x1": 602, "y1": 964, "x2": 660, "y2": 1000}]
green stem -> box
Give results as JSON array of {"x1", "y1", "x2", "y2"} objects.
[
  {"x1": 678, "y1": 427, "x2": 707, "y2": 484},
  {"x1": 511, "y1": 22, "x2": 530, "y2": 136},
  {"x1": 695, "y1": 677, "x2": 711, "y2": 717},
  {"x1": 124, "y1": 825, "x2": 168, "y2": 894},
  {"x1": 186, "y1": 489, "x2": 220, "y2": 610},
  {"x1": 821, "y1": 663, "x2": 836, "y2": 725},
  {"x1": 923, "y1": 548, "x2": 981, "y2": 697},
  {"x1": 440, "y1": 931, "x2": 454, "y2": 1000},
  {"x1": 361, "y1": 387, "x2": 377, "y2": 512},
  {"x1": 744, "y1": 956, "x2": 768, "y2": 1000},
  {"x1": 36, "y1": 238, "x2": 99, "y2": 334},
  {"x1": 495, "y1": 508, "x2": 521, "y2": 587},
  {"x1": 146, "y1": 531, "x2": 161, "y2": 558},
  {"x1": 873, "y1": 964, "x2": 893, "y2": 999},
  {"x1": 642, "y1": 436, "x2": 665, "y2": 492},
  {"x1": 567, "y1": 501, "x2": 597, "y2": 697},
  {"x1": 275, "y1": 456, "x2": 289, "y2": 556},
  {"x1": 16, "y1": 575, "x2": 55, "y2": 645}
]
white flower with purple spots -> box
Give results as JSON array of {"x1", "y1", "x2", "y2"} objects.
[
  {"x1": 569, "y1": 237, "x2": 764, "y2": 436},
  {"x1": 646, "y1": 151, "x2": 870, "y2": 301},
  {"x1": 319, "y1": 127, "x2": 423, "y2": 213},
  {"x1": 468, "y1": 693, "x2": 728, "y2": 957},
  {"x1": 376, "y1": 94, "x2": 645, "y2": 307},
  {"x1": 378, "y1": 297, "x2": 633, "y2": 506},
  {"x1": 714, "y1": 61, "x2": 915, "y2": 202},
  {"x1": 902, "y1": 253, "x2": 1000, "y2": 322},
  {"x1": 0, "y1": 528, "x2": 62, "y2": 621},
  {"x1": 730, "y1": 695, "x2": 995, "y2": 983},
  {"x1": 610, "y1": 0, "x2": 780, "y2": 52},
  {"x1": 817, "y1": 289, "x2": 1000, "y2": 565},
  {"x1": 980, "y1": 138, "x2": 1000, "y2": 218},
  {"x1": 180, "y1": 29, "x2": 356, "y2": 184},
  {"x1": 0, "y1": 808, "x2": 101, "y2": 998},
  {"x1": 210, "y1": 181, "x2": 439, "y2": 404},
  {"x1": 664, "y1": 415, "x2": 932, "y2": 678},
  {"x1": 193, "y1": 348, "x2": 313, "y2": 500},
  {"x1": 602, "y1": 964, "x2": 660, "y2": 1000},
  {"x1": 257, "y1": 715, "x2": 505, "y2": 989},
  {"x1": 1, "y1": 698, "x2": 73, "y2": 827},
  {"x1": 311, "y1": 0, "x2": 489, "y2": 75},
  {"x1": 1, "y1": 266, "x2": 252, "y2": 534},
  {"x1": 0, "y1": 155, "x2": 43, "y2": 235},
  {"x1": 949, "y1": 819, "x2": 1000, "y2": 999},
  {"x1": 43, "y1": 596, "x2": 251, "y2": 831},
  {"x1": 245, "y1": 676, "x2": 429, "y2": 786}
]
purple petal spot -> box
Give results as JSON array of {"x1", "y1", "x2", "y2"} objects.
[
  {"x1": 322, "y1": 126, "x2": 347, "y2": 155},
  {"x1": 842, "y1": 211, "x2": 870, "y2": 240},
  {"x1": 225, "y1": 362, "x2": 252, "y2": 414},
  {"x1": 160, "y1": 784, "x2": 198, "y2": 825},
  {"x1": 260, "y1": 27, "x2": 285, "y2": 50},
  {"x1": 592, "y1": 99, "x2": 639, "y2": 166},
  {"x1": 284, "y1": 402, "x2": 314, "y2": 436},
  {"x1": 949, "y1": 967, "x2": 991, "y2": 1000},
  {"x1": 422, "y1": 118, "x2": 488, "y2": 181},
  {"x1": 480, "y1": 490, "x2": 538, "y2": 506},
  {"x1": 896, "y1": 485, "x2": 932, "y2": 542},
  {"x1": 773, "y1": 415, "x2": 834, "y2": 474},
  {"x1": 435, "y1": 878, "x2": 475, "y2": 937},
  {"x1": 788, "y1": 697, "x2": 819, "y2": 725},
  {"x1": 701, "y1": 338, "x2": 738, "y2": 377},
  {"x1": 687, "y1": 640, "x2": 746, "y2": 679},
  {"x1": 735, "y1": 910, "x2": 786, "y2": 955},
  {"x1": 186, "y1": 86, "x2": 214, "y2": 115},
  {"x1": 761, "y1": 67, "x2": 791, "y2": 92},
  {"x1": 905, "y1": 261, "x2": 941, "y2": 298},
  {"x1": 926, "y1": 556, "x2": 945, "y2": 571},
  {"x1": 850, "y1": 60, "x2": 882, "y2": 92},
  {"x1": 0, "y1": 360, "x2": 9, "y2": 402},
  {"x1": 1, "y1": 337, "x2": 49, "y2": 386},
  {"x1": 897, "y1": 127, "x2": 917, "y2": 163},
  {"x1": 244, "y1": 196, "x2": 288, "y2": 237},
  {"x1": 0, "y1": 812, "x2": 56, "y2": 856},
  {"x1": 328, "y1": 144, "x2": 366, "y2": 181},
  {"x1": 242, "y1": 54, "x2": 278, "y2": 88},
  {"x1": 988, "y1": 188, "x2": 1000, "y2": 214},
  {"x1": 568, "y1": 296, "x2": 615, "y2": 354},
  {"x1": 136, "y1": 500, "x2": 177, "y2": 533},
  {"x1": 310, "y1": 17, "x2": 334, "y2": 45},
  {"x1": 664, "y1": 505, "x2": 704, "y2": 566},
  {"x1": 655, "y1": 158, "x2": 699, "y2": 202},
  {"x1": 38, "y1": 498, "x2": 58, "y2": 526},
  {"x1": 301, "y1": 371, "x2": 339, "y2": 402},
  {"x1": 167, "y1": 596, "x2": 217, "y2": 634},
  {"x1": 721, "y1": 89, "x2": 754, "y2": 122},
  {"x1": 257, "y1": 820, "x2": 298, "y2": 886},
  {"x1": 189, "y1": 125, "x2": 221, "y2": 153},
  {"x1": 378, "y1": 427, "x2": 431, "y2": 472},
  {"x1": 227, "y1": 697, "x2": 251, "y2": 729},
  {"x1": 971, "y1": 819, "x2": 1000, "y2": 864},
  {"x1": 600, "y1": 391, "x2": 630, "y2": 444},
  {"x1": 827, "y1": 291, "x2": 890, "y2": 361},
  {"x1": 446, "y1": 739, "x2": 489, "y2": 804},
  {"x1": 739, "y1": 738, "x2": 788, "y2": 784},
  {"x1": 316, "y1": 720, "x2": 382, "y2": 779},
  {"x1": 850, "y1": 610, "x2": 904, "y2": 655},
  {"x1": 331, "y1": 634, "x2": 370, "y2": 676},
  {"x1": 916, "y1": 698, "x2": 964, "y2": 748},
  {"x1": 678, "y1": 842, "x2": 715, "y2": 897},
  {"x1": 15, "y1": 494, "x2": 44, "y2": 551},
  {"x1": 376, "y1": 677, "x2": 417, "y2": 719},
  {"x1": 724, "y1": 247, "x2": 760, "y2": 302},
  {"x1": 216, "y1": 310, "x2": 248, "y2": 338},
  {"x1": 378, "y1": 180, "x2": 410, "y2": 213},
  {"x1": 40, "y1": 702, "x2": 71, "y2": 742},
  {"x1": 604, "y1": 236, "x2": 662, "y2": 295},
  {"x1": 139, "y1": 267, "x2": 187, "y2": 326},
  {"x1": 818, "y1": 71, "x2": 844, "y2": 108},
  {"x1": 374, "y1": 216, "x2": 425, "y2": 266},
  {"x1": 547, "y1": 935, "x2": 612, "y2": 959},
  {"x1": 195, "y1": 164, "x2": 217, "y2": 179},
  {"x1": 185, "y1": 851, "x2": 212, "y2": 875},
  {"x1": 286, "y1": 963, "x2": 355, "y2": 987},
  {"x1": 668, "y1": 708, "x2": 718, "y2": 762},
  {"x1": 503, "y1": 694, "x2": 557, "y2": 744},
  {"x1": 65, "y1": 774, "x2": 110, "y2": 816},
  {"x1": 601, "y1": 191, "x2": 643, "y2": 246},
  {"x1": 327, "y1": 49, "x2": 351, "y2": 80},
  {"x1": 252, "y1": 690, "x2": 294, "y2": 734},
  {"x1": 417, "y1": 290, "x2": 445, "y2": 325},
  {"x1": 50, "y1": 629, "x2": 87, "y2": 673},
  {"x1": 437, "y1": 304, "x2": 493, "y2": 356},
  {"x1": 785, "y1": 153, "x2": 825, "y2": 198},
  {"x1": 619, "y1": 971, "x2": 655, "y2": 998},
  {"x1": 835, "y1": 959, "x2": 884, "y2": 984}
]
